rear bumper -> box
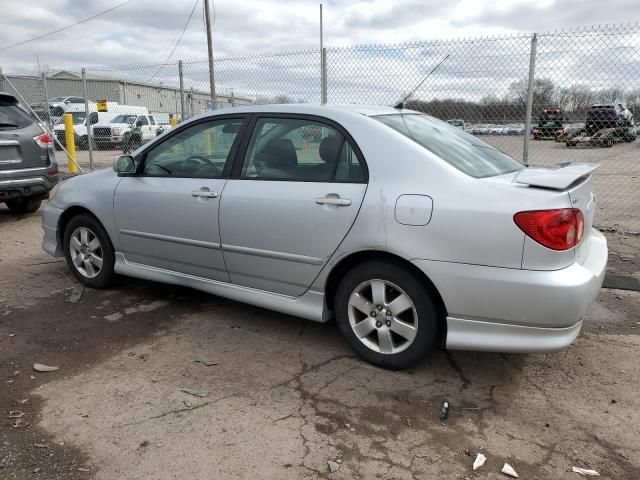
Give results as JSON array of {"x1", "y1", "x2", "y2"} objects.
[
  {"x1": 412, "y1": 228, "x2": 607, "y2": 353},
  {"x1": 0, "y1": 166, "x2": 58, "y2": 200}
]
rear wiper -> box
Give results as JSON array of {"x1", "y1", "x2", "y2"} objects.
[{"x1": 0, "y1": 122, "x2": 19, "y2": 128}]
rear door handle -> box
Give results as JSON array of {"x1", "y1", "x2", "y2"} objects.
[
  {"x1": 315, "y1": 197, "x2": 351, "y2": 206},
  {"x1": 191, "y1": 190, "x2": 218, "y2": 198}
]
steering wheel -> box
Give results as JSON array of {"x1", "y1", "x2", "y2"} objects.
[{"x1": 180, "y1": 155, "x2": 221, "y2": 176}]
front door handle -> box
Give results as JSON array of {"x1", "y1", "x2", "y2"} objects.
[
  {"x1": 315, "y1": 196, "x2": 351, "y2": 206},
  {"x1": 191, "y1": 190, "x2": 218, "y2": 198}
]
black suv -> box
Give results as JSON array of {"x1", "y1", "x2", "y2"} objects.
[
  {"x1": 532, "y1": 108, "x2": 564, "y2": 140},
  {"x1": 0, "y1": 93, "x2": 58, "y2": 214}
]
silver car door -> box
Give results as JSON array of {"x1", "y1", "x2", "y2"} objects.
[
  {"x1": 114, "y1": 117, "x2": 246, "y2": 281},
  {"x1": 220, "y1": 115, "x2": 367, "y2": 296}
]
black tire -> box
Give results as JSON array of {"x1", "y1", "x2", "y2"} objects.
[
  {"x1": 63, "y1": 214, "x2": 115, "y2": 289},
  {"x1": 5, "y1": 197, "x2": 42, "y2": 215},
  {"x1": 334, "y1": 260, "x2": 441, "y2": 370}
]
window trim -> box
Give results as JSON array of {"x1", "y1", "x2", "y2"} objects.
[
  {"x1": 134, "y1": 114, "x2": 250, "y2": 179},
  {"x1": 229, "y1": 113, "x2": 368, "y2": 184}
]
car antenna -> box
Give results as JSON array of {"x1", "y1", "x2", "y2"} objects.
[{"x1": 393, "y1": 54, "x2": 451, "y2": 109}]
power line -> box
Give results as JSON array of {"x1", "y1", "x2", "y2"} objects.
[
  {"x1": 0, "y1": 0, "x2": 137, "y2": 52},
  {"x1": 146, "y1": 0, "x2": 200, "y2": 84}
]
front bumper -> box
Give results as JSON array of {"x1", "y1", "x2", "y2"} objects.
[
  {"x1": 42, "y1": 203, "x2": 65, "y2": 257},
  {"x1": 413, "y1": 228, "x2": 608, "y2": 353}
]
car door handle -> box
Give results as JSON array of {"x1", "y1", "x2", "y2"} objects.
[
  {"x1": 191, "y1": 190, "x2": 218, "y2": 198},
  {"x1": 315, "y1": 196, "x2": 351, "y2": 206}
]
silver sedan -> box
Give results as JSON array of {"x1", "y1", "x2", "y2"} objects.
[{"x1": 42, "y1": 104, "x2": 607, "y2": 369}]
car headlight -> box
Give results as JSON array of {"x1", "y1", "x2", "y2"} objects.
[
  {"x1": 113, "y1": 127, "x2": 122, "y2": 135},
  {"x1": 49, "y1": 183, "x2": 60, "y2": 200}
]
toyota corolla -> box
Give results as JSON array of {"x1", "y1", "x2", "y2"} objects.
[{"x1": 42, "y1": 104, "x2": 607, "y2": 369}]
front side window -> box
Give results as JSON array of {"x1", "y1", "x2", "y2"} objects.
[
  {"x1": 137, "y1": 116, "x2": 149, "y2": 126},
  {"x1": 149, "y1": 116, "x2": 156, "y2": 125},
  {"x1": 375, "y1": 114, "x2": 523, "y2": 178},
  {"x1": 142, "y1": 118, "x2": 243, "y2": 178},
  {"x1": 241, "y1": 117, "x2": 363, "y2": 182}
]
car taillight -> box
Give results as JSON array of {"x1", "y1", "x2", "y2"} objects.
[
  {"x1": 514, "y1": 209, "x2": 584, "y2": 251},
  {"x1": 33, "y1": 132, "x2": 53, "y2": 148}
]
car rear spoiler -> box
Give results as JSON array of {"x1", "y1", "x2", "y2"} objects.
[{"x1": 513, "y1": 162, "x2": 600, "y2": 190}]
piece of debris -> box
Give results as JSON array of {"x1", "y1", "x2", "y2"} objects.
[
  {"x1": 406, "y1": 417, "x2": 412, "y2": 426},
  {"x1": 33, "y1": 467, "x2": 41, "y2": 473},
  {"x1": 440, "y1": 401, "x2": 450, "y2": 421},
  {"x1": 327, "y1": 460, "x2": 340, "y2": 473},
  {"x1": 473, "y1": 453, "x2": 487, "y2": 470},
  {"x1": 78, "y1": 467, "x2": 90, "y2": 472},
  {"x1": 33, "y1": 363, "x2": 59, "y2": 372},
  {"x1": 179, "y1": 388, "x2": 209, "y2": 398},
  {"x1": 104, "y1": 312, "x2": 123, "y2": 322},
  {"x1": 30, "y1": 375, "x2": 36, "y2": 380},
  {"x1": 139, "y1": 440, "x2": 150, "y2": 448},
  {"x1": 65, "y1": 286, "x2": 84, "y2": 304},
  {"x1": 33, "y1": 443, "x2": 48, "y2": 449},
  {"x1": 194, "y1": 359, "x2": 218, "y2": 367},
  {"x1": 18, "y1": 398, "x2": 28, "y2": 404},
  {"x1": 9, "y1": 333, "x2": 15, "y2": 337},
  {"x1": 183, "y1": 399, "x2": 196, "y2": 409},
  {"x1": 611, "y1": 399, "x2": 617, "y2": 404},
  {"x1": 8, "y1": 411, "x2": 24, "y2": 419},
  {"x1": 502, "y1": 463, "x2": 518, "y2": 477},
  {"x1": 571, "y1": 466, "x2": 600, "y2": 476},
  {"x1": 464, "y1": 449, "x2": 474, "y2": 457}
]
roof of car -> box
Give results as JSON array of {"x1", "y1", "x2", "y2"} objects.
[{"x1": 201, "y1": 103, "x2": 412, "y2": 118}]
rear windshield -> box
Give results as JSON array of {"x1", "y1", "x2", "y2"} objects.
[
  {"x1": 0, "y1": 101, "x2": 35, "y2": 129},
  {"x1": 374, "y1": 114, "x2": 524, "y2": 178}
]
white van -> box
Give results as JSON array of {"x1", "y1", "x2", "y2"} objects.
[
  {"x1": 90, "y1": 106, "x2": 159, "y2": 148},
  {"x1": 52, "y1": 103, "x2": 119, "y2": 150}
]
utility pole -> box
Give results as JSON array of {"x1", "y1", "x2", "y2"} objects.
[{"x1": 203, "y1": 0, "x2": 217, "y2": 108}]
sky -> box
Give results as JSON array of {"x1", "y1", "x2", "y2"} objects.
[{"x1": 1, "y1": 0, "x2": 639, "y2": 72}]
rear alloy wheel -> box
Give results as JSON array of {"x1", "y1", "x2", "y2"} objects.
[
  {"x1": 5, "y1": 197, "x2": 42, "y2": 215},
  {"x1": 335, "y1": 261, "x2": 440, "y2": 369},
  {"x1": 64, "y1": 214, "x2": 115, "y2": 288}
]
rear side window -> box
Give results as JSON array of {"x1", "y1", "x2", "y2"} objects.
[
  {"x1": 0, "y1": 101, "x2": 34, "y2": 129},
  {"x1": 375, "y1": 114, "x2": 523, "y2": 178}
]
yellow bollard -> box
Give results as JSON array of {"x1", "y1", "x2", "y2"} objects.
[
  {"x1": 63, "y1": 113, "x2": 77, "y2": 174},
  {"x1": 170, "y1": 116, "x2": 177, "y2": 127}
]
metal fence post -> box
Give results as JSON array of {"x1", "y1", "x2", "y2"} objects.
[
  {"x1": 41, "y1": 72, "x2": 51, "y2": 127},
  {"x1": 523, "y1": 33, "x2": 538, "y2": 165},
  {"x1": 81, "y1": 68, "x2": 94, "y2": 171},
  {"x1": 321, "y1": 48, "x2": 328, "y2": 104},
  {"x1": 178, "y1": 60, "x2": 185, "y2": 121}
]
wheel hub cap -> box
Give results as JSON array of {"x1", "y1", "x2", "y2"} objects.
[{"x1": 69, "y1": 226, "x2": 103, "y2": 279}]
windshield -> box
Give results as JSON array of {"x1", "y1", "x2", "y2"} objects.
[
  {"x1": 111, "y1": 114, "x2": 137, "y2": 124},
  {"x1": 49, "y1": 97, "x2": 66, "y2": 102},
  {"x1": 54, "y1": 112, "x2": 87, "y2": 125},
  {"x1": 447, "y1": 119, "x2": 464, "y2": 127},
  {"x1": 374, "y1": 114, "x2": 524, "y2": 178}
]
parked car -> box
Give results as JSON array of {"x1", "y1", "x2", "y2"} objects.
[
  {"x1": 446, "y1": 119, "x2": 465, "y2": 130},
  {"x1": 471, "y1": 124, "x2": 491, "y2": 135},
  {"x1": 506, "y1": 123, "x2": 526, "y2": 135},
  {"x1": 91, "y1": 107, "x2": 157, "y2": 149},
  {"x1": 585, "y1": 103, "x2": 634, "y2": 130},
  {"x1": 489, "y1": 124, "x2": 507, "y2": 135},
  {"x1": 533, "y1": 108, "x2": 564, "y2": 140},
  {"x1": 42, "y1": 104, "x2": 607, "y2": 369},
  {"x1": 53, "y1": 103, "x2": 119, "y2": 150},
  {"x1": 1, "y1": 92, "x2": 58, "y2": 214}
]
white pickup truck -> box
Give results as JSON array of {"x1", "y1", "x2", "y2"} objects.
[
  {"x1": 90, "y1": 108, "x2": 159, "y2": 149},
  {"x1": 52, "y1": 103, "x2": 118, "y2": 150}
]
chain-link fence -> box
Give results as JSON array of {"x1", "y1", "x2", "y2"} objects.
[{"x1": 1, "y1": 22, "x2": 638, "y2": 232}]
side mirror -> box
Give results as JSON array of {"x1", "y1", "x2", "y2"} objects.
[{"x1": 113, "y1": 155, "x2": 136, "y2": 175}]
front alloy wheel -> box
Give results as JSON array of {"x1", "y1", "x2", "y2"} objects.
[
  {"x1": 69, "y1": 226, "x2": 103, "y2": 278},
  {"x1": 63, "y1": 214, "x2": 115, "y2": 288}
]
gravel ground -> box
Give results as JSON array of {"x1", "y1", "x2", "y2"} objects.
[{"x1": 0, "y1": 205, "x2": 639, "y2": 479}]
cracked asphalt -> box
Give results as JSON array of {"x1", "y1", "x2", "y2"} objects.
[{"x1": 1, "y1": 204, "x2": 639, "y2": 479}]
